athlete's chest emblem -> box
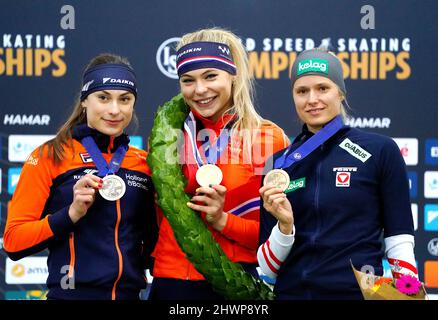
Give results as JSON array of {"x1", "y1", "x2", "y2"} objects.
[
  {"x1": 333, "y1": 167, "x2": 357, "y2": 188},
  {"x1": 80, "y1": 152, "x2": 93, "y2": 163}
]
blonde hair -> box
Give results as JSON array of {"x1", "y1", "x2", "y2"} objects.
[{"x1": 177, "y1": 27, "x2": 270, "y2": 161}]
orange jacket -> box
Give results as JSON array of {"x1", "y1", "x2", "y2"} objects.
[
  {"x1": 4, "y1": 127, "x2": 158, "y2": 299},
  {"x1": 152, "y1": 113, "x2": 289, "y2": 280}
]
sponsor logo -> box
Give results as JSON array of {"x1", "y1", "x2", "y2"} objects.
[
  {"x1": 156, "y1": 37, "x2": 181, "y2": 79},
  {"x1": 3, "y1": 114, "x2": 50, "y2": 126},
  {"x1": 4, "y1": 290, "x2": 48, "y2": 300},
  {"x1": 345, "y1": 117, "x2": 391, "y2": 129},
  {"x1": 81, "y1": 80, "x2": 94, "y2": 91},
  {"x1": 26, "y1": 154, "x2": 39, "y2": 166},
  {"x1": 411, "y1": 203, "x2": 418, "y2": 231},
  {"x1": 6, "y1": 257, "x2": 48, "y2": 284},
  {"x1": 333, "y1": 167, "x2": 357, "y2": 172},
  {"x1": 407, "y1": 171, "x2": 417, "y2": 198},
  {"x1": 79, "y1": 152, "x2": 93, "y2": 163},
  {"x1": 285, "y1": 177, "x2": 306, "y2": 193},
  {"x1": 424, "y1": 171, "x2": 438, "y2": 199},
  {"x1": 427, "y1": 238, "x2": 438, "y2": 256},
  {"x1": 218, "y1": 45, "x2": 230, "y2": 55},
  {"x1": 84, "y1": 169, "x2": 98, "y2": 175},
  {"x1": 339, "y1": 138, "x2": 371, "y2": 162},
  {"x1": 8, "y1": 167, "x2": 22, "y2": 194},
  {"x1": 129, "y1": 136, "x2": 144, "y2": 149},
  {"x1": 126, "y1": 173, "x2": 149, "y2": 191},
  {"x1": 102, "y1": 77, "x2": 134, "y2": 86},
  {"x1": 292, "y1": 152, "x2": 302, "y2": 160},
  {"x1": 336, "y1": 172, "x2": 351, "y2": 187},
  {"x1": 425, "y1": 204, "x2": 438, "y2": 231},
  {"x1": 425, "y1": 139, "x2": 438, "y2": 165},
  {"x1": 381, "y1": 259, "x2": 393, "y2": 278},
  {"x1": 392, "y1": 138, "x2": 418, "y2": 166},
  {"x1": 424, "y1": 261, "x2": 438, "y2": 288},
  {"x1": 297, "y1": 58, "x2": 328, "y2": 75},
  {"x1": 8, "y1": 134, "x2": 54, "y2": 162}
]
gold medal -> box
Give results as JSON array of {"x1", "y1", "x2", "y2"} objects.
[
  {"x1": 196, "y1": 164, "x2": 223, "y2": 187},
  {"x1": 263, "y1": 169, "x2": 290, "y2": 191},
  {"x1": 99, "y1": 175, "x2": 126, "y2": 201}
]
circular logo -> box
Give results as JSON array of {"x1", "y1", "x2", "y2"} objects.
[
  {"x1": 12, "y1": 264, "x2": 25, "y2": 277},
  {"x1": 293, "y1": 152, "x2": 302, "y2": 160},
  {"x1": 427, "y1": 238, "x2": 438, "y2": 256},
  {"x1": 156, "y1": 37, "x2": 181, "y2": 79}
]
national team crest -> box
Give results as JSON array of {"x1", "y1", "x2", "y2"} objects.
[
  {"x1": 80, "y1": 152, "x2": 93, "y2": 163},
  {"x1": 336, "y1": 172, "x2": 351, "y2": 187}
]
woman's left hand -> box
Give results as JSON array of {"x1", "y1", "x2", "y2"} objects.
[{"x1": 187, "y1": 185, "x2": 227, "y2": 231}]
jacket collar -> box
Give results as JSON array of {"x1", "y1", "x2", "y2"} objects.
[{"x1": 72, "y1": 123, "x2": 130, "y2": 153}]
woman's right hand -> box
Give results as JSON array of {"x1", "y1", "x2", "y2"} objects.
[
  {"x1": 259, "y1": 184, "x2": 294, "y2": 235},
  {"x1": 68, "y1": 174, "x2": 103, "y2": 223}
]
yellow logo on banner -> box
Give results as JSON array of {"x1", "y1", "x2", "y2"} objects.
[
  {"x1": 12, "y1": 264, "x2": 25, "y2": 277},
  {"x1": 0, "y1": 34, "x2": 67, "y2": 77},
  {"x1": 247, "y1": 37, "x2": 411, "y2": 80}
]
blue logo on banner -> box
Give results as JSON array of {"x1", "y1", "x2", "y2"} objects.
[
  {"x1": 407, "y1": 171, "x2": 417, "y2": 198},
  {"x1": 425, "y1": 139, "x2": 438, "y2": 165},
  {"x1": 8, "y1": 167, "x2": 22, "y2": 195},
  {"x1": 425, "y1": 204, "x2": 438, "y2": 231},
  {"x1": 129, "y1": 136, "x2": 144, "y2": 149},
  {"x1": 382, "y1": 259, "x2": 392, "y2": 278}
]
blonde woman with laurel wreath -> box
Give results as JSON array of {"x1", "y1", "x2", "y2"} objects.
[{"x1": 149, "y1": 27, "x2": 289, "y2": 300}]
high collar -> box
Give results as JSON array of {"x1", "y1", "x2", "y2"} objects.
[
  {"x1": 72, "y1": 123, "x2": 130, "y2": 154},
  {"x1": 191, "y1": 108, "x2": 236, "y2": 133}
]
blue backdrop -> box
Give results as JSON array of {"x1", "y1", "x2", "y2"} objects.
[{"x1": 1, "y1": 0, "x2": 437, "y2": 299}]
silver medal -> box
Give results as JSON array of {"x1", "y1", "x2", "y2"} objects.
[
  {"x1": 99, "y1": 175, "x2": 126, "y2": 201},
  {"x1": 263, "y1": 169, "x2": 290, "y2": 191}
]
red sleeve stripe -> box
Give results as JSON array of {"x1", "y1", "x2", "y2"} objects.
[
  {"x1": 266, "y1": 240, "x2": 282, "y2": 266},
  {"x1": 261, "y1": 243, "x2": 278, "y2": 275},
  {"x1": 388, "y1": 258, "x2": 418, "y2": 275}
]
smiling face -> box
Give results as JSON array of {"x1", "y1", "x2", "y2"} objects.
[
  {"x1": 179, "y1": 68, "x2": 234, "y2": 122},
  {"x1": 82, "y1": 90, "x2": 135, "y2": 137},
  {"x1": 292, "y1": 75, "x2": 343, "y2": 133}
]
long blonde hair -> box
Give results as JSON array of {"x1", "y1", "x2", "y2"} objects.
[
  {"x1": 40, "y1": 53, "x2": 137, "y2": 164},
  {"x1": 177, "y1": 27, "x2": 270, "y2": 161}
]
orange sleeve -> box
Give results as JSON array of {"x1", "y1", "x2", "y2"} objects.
[
  {"x1": 3, "y1": 148, "x2": 57, "y2": 259},
  {"x1": 220, "y1": 124, "x2": 290, "y2": 249},
  {"x1": 221, "y1": 211, "x2": 260, "y2": 249}
]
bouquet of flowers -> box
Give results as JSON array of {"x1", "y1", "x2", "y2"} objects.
[{"x1": 351, "y1": 263, "x2": 428, "y2": 300}]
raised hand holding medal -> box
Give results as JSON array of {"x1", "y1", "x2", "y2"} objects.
[
  {"x1": 185, "y1": 112, "x2": 230, "y2": 228},
  {"x1": 80, "y1": 135, "x2": 128, "y2": 202}
]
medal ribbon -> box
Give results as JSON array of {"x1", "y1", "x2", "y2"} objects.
[
  {"x1": 184, "y1": 111, "x2": 232, "y2": 168},
  {"x1": 81, "y1": 136, "x2": 128, "y2": 177},
  {"x1": 274, "y1": 115, "x2": 344, "y2": 169}
]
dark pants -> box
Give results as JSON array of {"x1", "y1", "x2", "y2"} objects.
[{"x1": 149, "y1": 263, "x2": 258, "y2": 300}]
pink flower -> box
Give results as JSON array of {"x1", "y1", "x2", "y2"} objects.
[{"x1": 395, "y1": 274, "x2": 421, "y2": 295}]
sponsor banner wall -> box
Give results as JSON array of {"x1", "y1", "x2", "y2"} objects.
[{"x1": 0, "y1": 0, "x2": 437, "y2": 298}]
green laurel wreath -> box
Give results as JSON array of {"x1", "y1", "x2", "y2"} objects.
[{"x1": 147, "y1": 94, "x2": 275, "y2": 300}]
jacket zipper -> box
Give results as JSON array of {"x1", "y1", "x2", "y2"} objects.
[
  {"x1": 111, "y1": 199, "x2": 123, "y2": 300},
  {"x1": 68, "y1": 233, "x2": 75, "y2": 279}
]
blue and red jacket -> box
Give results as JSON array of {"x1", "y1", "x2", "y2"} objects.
[{"x1": 4, "y1": 125, "x2": 158, "y2": 300}]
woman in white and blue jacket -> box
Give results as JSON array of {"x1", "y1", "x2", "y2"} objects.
[{"x1": 257, "y1": 48, "x2": 418, "y2": 300}]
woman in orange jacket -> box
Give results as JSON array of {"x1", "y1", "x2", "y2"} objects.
[{"x1": 149, "y1": 27, "x2": 289, "y2": 300}]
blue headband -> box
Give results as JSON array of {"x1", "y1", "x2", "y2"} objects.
[
  {"x1": 80, "y1": 63, "x2": 137, "y2": 101},
  {"x1": 176, "y1": 41, "x2": 237, "y2": 77}
]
